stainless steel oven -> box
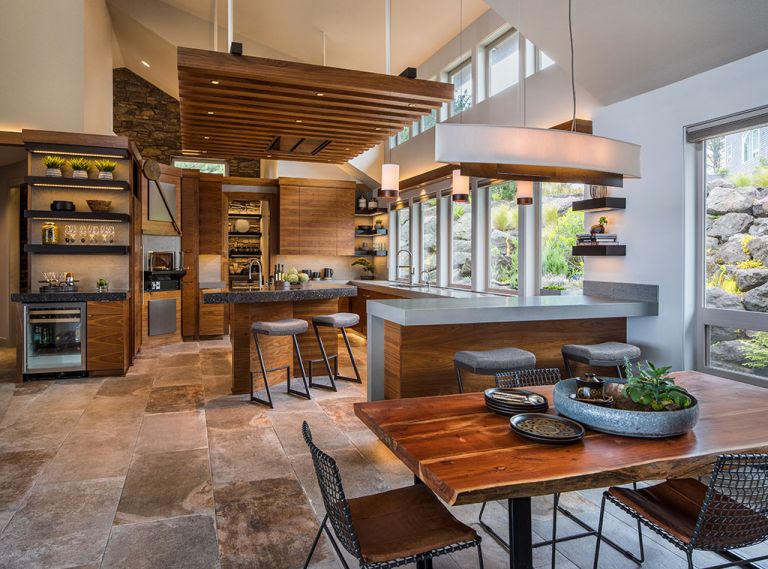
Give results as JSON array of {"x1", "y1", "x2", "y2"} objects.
[{"x1": 23, "y1": 303, "x2": 86, "y2": 375}]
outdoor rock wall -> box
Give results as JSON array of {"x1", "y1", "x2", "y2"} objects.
[{"x1": 112, "y1": 68, "x2": 260, "y2": 177}]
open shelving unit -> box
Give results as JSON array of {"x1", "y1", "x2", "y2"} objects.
[
  {"x1": 24, "y1": 244, "x2": 130, "y2": 255},
  {"x1": 25, "y1": 210, "x2": 131, "y2": 223},
  {"x1": 25, "y1": 176, "x2": 130, "y2": 191}
]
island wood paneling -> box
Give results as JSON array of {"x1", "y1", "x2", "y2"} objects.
[
  {"x1": 292, "y1": 298, "x2": 339, "y2": 374},
  {"x1": 199, "y1": 289, "x2": 226, "y2": 337},
  {"x1": 87, "y1": 300, "x2": 129, "y2": 375},
  {"x1": 383, "y1": 317, "x2": 627, "y2": 399}
]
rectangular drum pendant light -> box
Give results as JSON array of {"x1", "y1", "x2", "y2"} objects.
[
  {"x1": 516, "y1": 180, "x2": 533, "y2": 205},
  {"x1": 380, "y1": 163, "x2": 400, "y2": 198},
  {"x1": 451, "y1": 169, "x2": 469, "y2": 202}
]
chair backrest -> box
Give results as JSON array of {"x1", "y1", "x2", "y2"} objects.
[
  {"x1": 496, "y1": 368, "x2": 561, "y2": 388},
  {"x1": 692, "y1": 453, "x2": 768, "y2": 551},
  {"x1": 302, "y1": 421, "x2": 362, "y2": 560}
]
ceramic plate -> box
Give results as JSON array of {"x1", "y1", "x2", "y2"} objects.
[{"x1": 510, "y1": 413, "x2": 585, "y2": 444}]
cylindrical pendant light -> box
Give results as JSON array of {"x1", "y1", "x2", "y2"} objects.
[
  {"x1": 451, "y1": 169, "x2": 469, "y2": 202},
  {"x1": 380, "y1": 163, "x2": 399, "y2": 198},
  {"x1": 516, "y1": 180, "x2": 533, "y2": 205}
]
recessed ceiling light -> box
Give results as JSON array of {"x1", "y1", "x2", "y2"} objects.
[
  {"x1": 267, "y1": 154, "x2": 272, "y2": 158},
  {"x1": 141, "y1": 60, "x2": 151, "y2": 68},
  {"x1": 408, "y1": 103, "x2": 416, "y2": 107},
  {"x1": 295, "y1": 119, "x2": 302, "y2": 123},
  {"x1": 345, "y1": 147, "x2": 350, "y2": 151},
  {"x1": 201, "y1": 150, "x2": 207, "y2": 153},
  {"x1": 316, "y1": 92, "x2": 324, "y2": 97},
  {"x1": 204, "y1": 136, "x2": 210, "y2": 140},
  {"x1": 211, "y1": 80, "x2": 220, "y2": 85},
  {"x1": 207, "y1": 111, "x2": 214, "y2": 115},
  {"x1": 375, "y1": 127, "x2": 381, "y2": 131}
]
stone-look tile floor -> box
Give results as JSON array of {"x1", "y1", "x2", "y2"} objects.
[{"x1": 0, "y1": 335, "x2": 767, "y2": 568}]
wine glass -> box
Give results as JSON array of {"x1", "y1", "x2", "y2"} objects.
[{"x1": 88, "y1": 225, "x2": 98, "y2": 244}]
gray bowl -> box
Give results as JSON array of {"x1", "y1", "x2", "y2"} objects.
[{"x1": 553, "y1": 378, "x2": 700, "y2": 438}]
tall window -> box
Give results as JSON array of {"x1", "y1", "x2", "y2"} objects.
[
  {"x1": 397, "y1": 126, "x2": 410, "y2": 145},
  {"x1": 540, "y1": 183, "x2": 585, "y2": 294},
  {"x1": 395, "y1": 207, "x2": 411, "y2": 280},
  {"x1": 450, "y1": 195, "x2": 472, "y2": 286},
  {"x1": 421, "y1": 198, "x2": 438, "y2": 283},
  {"x1": 702, "y1": 124, "x2": 768, "y2": 380},
  {"x1": 421, "y1": 109, "x2": 437, "y2": 132},
  {"x1": 525, "y1": 39, "x2": 555, "y2": 78},
  {"x1": 487, "y1": 30, "x2": 519, "y2": 97},
  {"x1": 488, "y1": 182, "x2": 519, "y2": 291},
  {"x1": 171, "y1": 157, "x2": 228, "y2": 175},
  {"x1": 448, "y1": 59, "x2": 472, "y2": 116}
]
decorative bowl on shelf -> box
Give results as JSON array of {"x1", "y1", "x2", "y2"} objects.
[{"x1": 86, "y1": 200, "x2": 112, "y2": 212}]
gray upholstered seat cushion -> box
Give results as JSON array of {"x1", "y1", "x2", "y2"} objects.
[
  {"x1": 312, "y1": 312, "x2": 360, "y2": 328},
  {"x1": 251, "y1": 318, "x2": 308, "y2": 337},
  {"x1": 562, "y1": 342, "x2": 641, "y2": 366},
  {"x1": 454, "y1": 347, "x2": 536, "y2": 374}
]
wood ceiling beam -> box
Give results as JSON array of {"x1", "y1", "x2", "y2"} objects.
[
  {"x1": 181, "y1": 116, "x2": 390, "y2": 142},
  {"x1": 182, "y1": 132, "x2": 371, "y2": 154},
  {"x1": 181, "y1": 126, "x2": 377, "y2": 148}
]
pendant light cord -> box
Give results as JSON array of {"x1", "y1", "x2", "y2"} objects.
[{"x1": 569, "y1": 0, "x2": 576, "y2": 131}]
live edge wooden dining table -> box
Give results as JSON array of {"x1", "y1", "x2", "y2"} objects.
[{"x1": 353, "y1": 371, "x2": 768, "y2": 569}]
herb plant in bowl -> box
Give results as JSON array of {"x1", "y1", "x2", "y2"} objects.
[
  {"x1": 94, "y1": 160, "x2": 118, "y2": 180},
  {"x1": 621, "y1": 358, "x2": 693, "y2": 411},
  {"x1": 42, "y1": 156, "x2": 66, "y2": 177},
  {"x1": 69, "y1": 158, "x2": 92, "y2": 179},
  {"x1": 352, "y1": 257, "x2": 375, "y2": 280}
]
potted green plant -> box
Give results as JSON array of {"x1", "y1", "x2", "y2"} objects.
[
  {"x1": 590, "y1": 215, "x2": 608, "y2": 235},
  {"x1": 96, "y1": 277, "x2": 109, "y2": 292},
  {"x1": 42, "y1": 155, "x2": 66, "y2": 177},
  {"x1": 69, "y1": 158, "x2": 92, "y2": 179},
  {"x1": 94, "y1": 159, "x2": 118, "y2": 180},
  {"x1": 352, "y1": 257, "x2": 375, "y2": 280},
  {"x1": 621, "y1": 359, "x2": 693, "y2": 411}
]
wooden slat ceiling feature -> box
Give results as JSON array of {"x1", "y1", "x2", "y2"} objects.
[{"x1": 177, "y1": 47, "x2": 453, "y2": 164}]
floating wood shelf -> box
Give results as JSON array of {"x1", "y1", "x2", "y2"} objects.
[
  {"x1": 25, "y1": 210, "x2": 131, "y2": 222},
  {"x1": 355, "y1": 231, "x2": 387, "y2": 237},
  {"x1": 572, "y1": 197, "x2": 626, "y2": 212},
  {"x1": 25, "y1": 244, "x2": 130, "y2": 255},
  {"x1": 354, "y1": 250, "x2": 388, "y2": 257},
  {"x1": 228, "y1": 232, "x2": 262, "y2": 237},
  {"x1": 25, "y1": 176, "x2": 130, "y2": 191},
  {"x1": 572, "y1": 244, "x2": 626, "y2": 256},
  {"x1": 355, "y1": 209, "x2": 388, "y2": 217},
  {"x1": 227, "y1": 213, "x2": 261, "y2": 218}
]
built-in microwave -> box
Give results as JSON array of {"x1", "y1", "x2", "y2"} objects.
[{"x1": 23, "y1": 303, "x2": 86, "y2": 376}]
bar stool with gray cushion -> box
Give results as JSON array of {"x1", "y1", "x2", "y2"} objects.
[
  {"x1": 561, "y1": 341, "x2": 641, "y2": 379},
  {"x1": 310, "y1": 312, "x2": 362, "y2": 392},
  {"x1": 250, "y1": 318, "x2": 311, "y2": 408},
  {"x1": 454, "y1": 347, "x2": 536, "y2": 393}
]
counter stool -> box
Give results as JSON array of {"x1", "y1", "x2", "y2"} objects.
[
  {"x1": 309, "y1": 313, "x2": 362, "y2": 392},
  {"x1": 561, "y1": 341, "x2": 641, "y2": 379},
  {"x1": 454, "y1": 347, "x2": 536, "y2": 393},
  {"x1": 250, "y1": 318, "x2": 311, "y2": 408}
]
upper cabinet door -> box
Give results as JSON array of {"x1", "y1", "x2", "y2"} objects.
[
  {"x1": 300, "y1": 187, "x2": 338, "y2": 256},
  {"x1": 198, "y1": 179, "x2": 224, "y2": 255},
  {"x1": 335, "y1": 187, "x2": 356, "y2": 256},
  {"x1": 278, "y1": 185, "x2": 301, "y2": 255}
]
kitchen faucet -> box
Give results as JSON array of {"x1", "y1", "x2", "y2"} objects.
[
  {"x1": 248, "y1": 259, "x2": 263, "y2": 289},
  {"x1": 396, "y1": 249, "x2": 415, "y2": 285},
  {"x1": 419, "y1": 270, "x2": 431, "y2": 289}
]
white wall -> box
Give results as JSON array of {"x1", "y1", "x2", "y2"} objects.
[
  {"x1": 83, "y1": 0, "x2": 115, "y2": 134},
  {"x1": 589, "y1": 49, "x2": 768, "y2": 369}
]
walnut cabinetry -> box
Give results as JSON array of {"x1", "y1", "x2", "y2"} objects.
[
  {"x1": 86, "y1": 300, "x2": 130, "y2": 375},
  {"x1": 277, "y1": 178, "x2": 356, "y2": 255}
]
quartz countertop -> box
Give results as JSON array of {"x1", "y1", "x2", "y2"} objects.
[
  {"x1": 349, "y1": 280, "x2": 499, "y2": 299},
  {"x1": 11, "y1": 290, "x2": 130, "y2": 303},
  {"x1": 202, "y1": 283, "x2": 357, "y2": 304},
  {"x1": 366, "y1": 294, "x2": 658, "y2": 326}
]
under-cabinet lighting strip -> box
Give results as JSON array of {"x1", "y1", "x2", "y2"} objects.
[
  {"x1": 31, "y1": 183, "x2": 124, "y2": 190},
  {"x1": 30, "y1": 217, "x2": 124, "y2": 223},
  {"x1": 31, "y1": 150, "x2": 128, "y2": 159}
]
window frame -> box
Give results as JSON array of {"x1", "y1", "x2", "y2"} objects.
[
  {"x1": 447, "y1": 58, "x2": 473, "y2": 117},
  {"x1": 171, "y1": 156, "x2": 229, "y2": 175},
  {"x1": 742, "y1": 129, "x2": 760, "y2": 162},
  {"x1": 485, "y1": 28, "x2": 519, "y2": 98}
]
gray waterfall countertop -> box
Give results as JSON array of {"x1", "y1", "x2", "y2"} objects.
[
  {"x1": 366, "y1": 294, "x2": 658, "y2": 326},
  {"x1": 202, "y1": 283, "x2": 357, "y2": 304}
]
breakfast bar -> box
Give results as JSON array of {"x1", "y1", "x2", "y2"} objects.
[{"x1": 203, "y1": 284, "x2": 357, "y2": 394}]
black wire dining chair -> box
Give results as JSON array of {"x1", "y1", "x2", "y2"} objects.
[
  {"x1": 478, "y1": 367, "x2": 645, "y2": 569},
  {"x1": 301, "y1": 421, "x2": 484, "y2": 569},
  {"x1": 593, "y1": 453, "x2": 768, "y2": 569}
]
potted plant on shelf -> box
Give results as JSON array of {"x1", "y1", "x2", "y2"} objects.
[
  {"x1": 94, "y1": 160, "x2": 118, "y2": 180},
  {"x1": 590, "y1": 215, "x2": 608, "y2": 235},
  {"x1": 42, "y1": 155, "x2": 66, "y2": 177},
  {"x1": 69, "y1": 158, "x2": 92, "y2": 179},
  {"x1": 96, "y1": 278, "x2": 109, "y2": 292},
  {"x1": 352, "y1": 257, "x2": 375, "y2": 280}
]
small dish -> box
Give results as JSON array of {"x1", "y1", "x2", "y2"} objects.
[
  {"x1": 510, "y1": 413, "x2": 585, "y2": 444},
  {"x1": 568, "y1": 393, "x2": 615, "y2": 408}
]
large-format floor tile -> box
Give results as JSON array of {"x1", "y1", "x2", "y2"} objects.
[
  {"x1": 0, "y1": 477, "x2": 123, "y2": 569},
  {"x1": 214, "y1": 477, "x2": 339, "y2": 569},
  {"x1": 153, "y1": 366, "x2": 204, "y2": 387},
  {"x1": 316, "y1": 395, "x2": 367, "y2": 432},
  {"x1": 134, "y1": 410, "x2": 208, "y2": 454},
  {"x1": 158, "y1": 353, "x2": 201, "y2": 368},
  {"x1": 23, "y1": 379, "x2": 103, "y2": 414},
  {"x1": 115, "y1": 448, "x2": 214, "y2": 524},
  {"x1": 96, "y1": 375, "x2": 153, "y2": 398},
  {"x1": 146, "y1": 385, "x2": 204, "y2": 414},
  {"x1": 208, "y1": 426, "x2": 292, "y2": 487},
  {"x1": 0, "y1": 449, "x2": 56, "y2": 510},
  {"x1": 204, "y1": 397, "x2": 271, "y2": 431},
  {"x1": 0, "y1": 410, "x2": 83, "y2": 452},
  {"x1": 268, "y1": 408, "x2": 350, "y2": 457},
  {"x1": 101, "y1": 514, "x2": 220, "y2": 569},
  {"x1": 78, "y1": 394, "x2": 147, "y2": 428}
]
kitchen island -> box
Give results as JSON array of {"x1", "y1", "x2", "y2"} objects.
[
  {"x1": 203, "y1": 283, "x2": 357, "y2": 394},
  {"x1": 365, "y1": 281, "x2": 659, "y2": 400}
]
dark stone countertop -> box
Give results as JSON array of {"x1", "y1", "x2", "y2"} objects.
[
  {"x1": 202, "y1": 283, "x2": 357, "y2": 304},
  {"x1": 11, "y1": 290, "x2": 130, "y2": 303}
]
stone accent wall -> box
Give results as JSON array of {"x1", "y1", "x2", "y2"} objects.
[{"x1": 112, "y1": 67, "x2": 260, "y2": 177}]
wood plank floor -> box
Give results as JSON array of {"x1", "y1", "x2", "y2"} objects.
[{"x1": 0, "y1": 336, "x2": 766, "y2": 568}]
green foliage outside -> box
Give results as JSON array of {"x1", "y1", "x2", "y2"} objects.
[
  {"x1": 173, "y1": 160, "x2": 226, "y2": 174},
  {"x1": 743, "y1": 332, "x2": 768, "y2": 369},
  {"x1": 453, "y1": 89, "x2": 471, "y2": 115},
  {"x1": 453, "y1": 203, "x2": 465, "y2": 221},
  {"x1": 728, "y1": 166, "x2": 768, "y2": 188},
  {"x1": 708, "y1": 265, "x2": 741, "y2": 296},
  {"x1": 542, "y1": 208, "x2": 584, "y2": 282},
  {"x1": 730, "y1": 172, "x2": 753, "y2": 187}
]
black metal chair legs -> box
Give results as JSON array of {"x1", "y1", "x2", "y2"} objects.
[
  {"x1": 250, "y1": 331, "x2": 310, "y2": 408},
  {"x1": 309, "y1": 324, "x2": 362, "y2": 391}
]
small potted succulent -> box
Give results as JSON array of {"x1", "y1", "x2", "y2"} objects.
[
  {"x1": 352, "y1": 257, "x2": 375, "y2": 280},
  {"x1": 69, "y1": 158, "x2": 92, "y2": 179},
  {"x1": 590, "y1": 215, "x2": 608, "y2": 235},
  {"x1": 374, "y1": 219, "x2": 385, "y2": 233},
  {"x1": 42, "y1": 155, "x2": 66, "y2": 177},
  {"x1": 96, "y1": 277, "x2": 109, "y2": 292},
  {"x1": 94, "y1": 160, "x2": 118, "y2": 180}
]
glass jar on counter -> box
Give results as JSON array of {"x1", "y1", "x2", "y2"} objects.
[{"x1": 41, "y1": 222, "x2": 59, "y2": 245}]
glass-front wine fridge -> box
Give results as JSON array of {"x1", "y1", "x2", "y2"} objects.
[{"x1": 23, "y1": 303, "x2": 86, "y2": 376}]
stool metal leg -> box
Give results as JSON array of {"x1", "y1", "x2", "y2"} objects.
[
  {"x1": 287, "y1": 334, "x2": 311, "y2": 400},
  {"x1": 311, "y1": 323, "x2": 338, "y2": 391},
  {"x1": 251, "y1": 334, "x2": 273, "y2": 408},
  {"x1": 562, "y1": 354, "x2": 574, "y2": 378},
  {"x1": 339, "y1": 327, "x2": 362, "y2": 384},
  {"x1": 455, "y1": 366, "x2": 465, "y2": 394}
]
